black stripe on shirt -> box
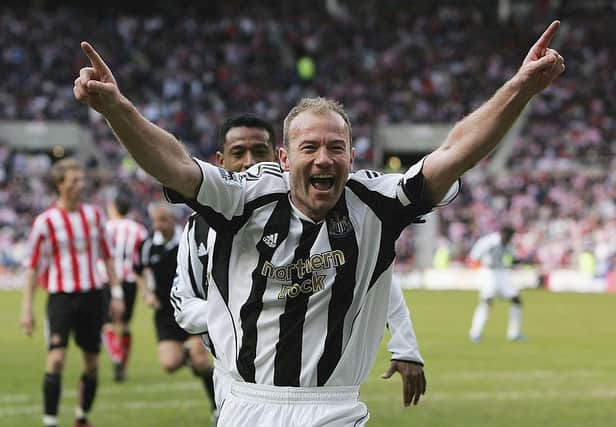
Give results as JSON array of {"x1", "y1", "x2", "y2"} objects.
[
  {"x1": 193, "y1": 215, "x2": 210, "y2": 299},
  {"x1": 237, "y1": 198, "x2": 291, "y2": 383},
  {"x1": 183, "y1": 193, "x2": 284, "y2": 235},
  {"x1": 346, "y1": 181, "x2": 422, "y2": 290},
  {"x1": 170, "y1": 279, "x2": 183, "y2": 311},
  {"x1": 211, "y1": 232, "x2": 233, "y2": 305},
  {"x1": 273, "y1": 219, "x2": 321, "y2": 386},
  {"x1": 317, "y1": 196, "x2": 359, "y2": 385},
  {"x1": 185, "y1": 216, "x2": 204, "y2": 300}
]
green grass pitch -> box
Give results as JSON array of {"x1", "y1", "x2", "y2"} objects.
[{"x1": 1, "y1": 288, "x2": 615, "y2": 426}]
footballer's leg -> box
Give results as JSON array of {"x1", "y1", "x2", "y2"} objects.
[
  {"x1": 507, "y1": 295, "x2": 524, "y2": 341},
  {"x1": 469, "y1": 298, "x2": 492, "y2": 342},
  {"x1": 119, "y1": 281, "x2": 138, "y2": 373},
  {"x1": 186, "y1": 336, "x2": 216, "y2": 418},
  {"x1": 74, "y1": 291, "x2": 104, "y2": 427},
  {"x1": 43, "y1": 293, "x2": 71, "y2": 427}
]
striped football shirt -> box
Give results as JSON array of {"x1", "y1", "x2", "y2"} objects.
[
  {"x1": 27, "y1": 203, "x2": 111, "y2": 293},
  {"x1": 166, "y1": 159, "x2": 457, "y2": 387},
  {"x1": 106, "y1": 218, "x2": 148, "y2": 282}
]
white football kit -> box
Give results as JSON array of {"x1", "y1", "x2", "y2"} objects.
[
  {"x1": 468, "y1": 231, "x2": 523, "y2": 341},
  {"x1": 469, "y1": 232, "x2": 518, "y2": 300}
]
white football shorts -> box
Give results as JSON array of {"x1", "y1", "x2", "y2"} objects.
[
  {"x1": 478, "y1": 268, "x2": 519, "y2": 300},
  {"x1": 216, "y1": 379, "x2": 369, "y2": 427}
]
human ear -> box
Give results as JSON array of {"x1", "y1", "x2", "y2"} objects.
[{"x1": 279, "y1": 147, "x2": 290, "y2": 171}]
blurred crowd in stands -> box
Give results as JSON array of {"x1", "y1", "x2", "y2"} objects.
[{"x1": 1, "y1": 1, "x2": 615, "y2": 276}]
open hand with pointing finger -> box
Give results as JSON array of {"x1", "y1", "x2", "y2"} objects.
[
  {"x1": 73, "y1": 41, "x2": 125, "y2": 115},
  {"x1": 513, "y1": 20, "x2": 565, "y2": 99}
]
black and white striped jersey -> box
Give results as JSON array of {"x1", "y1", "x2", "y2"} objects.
[
  {"x1": 171, "y1": 214, "x2": 425, "y2": 367},
  {"x1": 171, "y1": 214, "x2": 210, "y2": 335},
  {"x1": 166, "y1": 159, "x2": 458, "y2": 387}
]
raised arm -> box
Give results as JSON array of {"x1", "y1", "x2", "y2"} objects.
[
  {"x1": 423, "y1": 20, "x2": 565, "y2": 203},
  {"x1": 73, "y1": 42, "x2": 201, "y2": 198}
]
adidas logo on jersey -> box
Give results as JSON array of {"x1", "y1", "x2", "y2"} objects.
[
  {"x1": 197, "y1": 242, "x2": 208, "y2": 257},
  {"x1": 262, "y1": 233, "x2": 278, "y2": 248}
]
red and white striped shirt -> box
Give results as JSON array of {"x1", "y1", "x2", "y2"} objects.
[
  {"x1": 27, "y1": 203, "x2": 111, "y2": 294},
  {"x1": 106, "y1": 218, "x2": 148, "y2": 283}
]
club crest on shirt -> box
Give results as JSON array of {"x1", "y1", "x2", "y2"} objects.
[{"x1": 326, "y1": 214, "x2": 353, "y2": 237}]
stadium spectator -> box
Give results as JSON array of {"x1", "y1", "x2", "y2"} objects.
[{"x1": 2, "y1": 3, "x2": 614, "y2": 275}]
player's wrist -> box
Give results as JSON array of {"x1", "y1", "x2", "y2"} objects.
[
  {"x1": 391, "y1": 357, "x2": 424, "y2": 366},
  {"x1": 110, "y1": 285, "x2": 124, "y2": 299}
]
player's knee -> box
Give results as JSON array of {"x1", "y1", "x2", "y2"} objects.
[
  {"x1": 83, "y1": 358, "x2": 99, "y2": 377},
  {"x1": 511, "y1": 296, "x2": 522, "y2": 305},
  {"x1": 84, "y1": 366, "x2": 98, "y2": 377},
  {"x1": 47, "y1": 357, "x2": 65, "y2": 374},
  {"x1": 160, "y1": 357, "x2": 182, "y2": 373},
  {"x1": 190, "y1": 356, "x2": 210, "y2": 375}
]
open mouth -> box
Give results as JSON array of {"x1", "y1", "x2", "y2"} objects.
[{"x1": 310, "y1": 175, "x2": 335, "y2": 191}]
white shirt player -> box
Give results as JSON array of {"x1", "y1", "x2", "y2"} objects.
[
  {"x1": 468, "y1": 230, "x2": 523, "y2": 342},
  {"x1": 166, "y1": 159, "x2": 457, "y2": 389},
  {"x1": 469, "y1": 231, "x2": 518, "y2": 300}
]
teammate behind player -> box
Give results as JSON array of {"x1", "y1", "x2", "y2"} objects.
[
  {"x1": 101, "y1": 190, "x2": 147, "y2": 381},
  {"x1": 134, "y1": 202, "x2": 216, "y2": 419},
  {"x1": 20, "y1": 158, "x2": 124, "y2": 427},
  {"x1": 172, "y1": 114, "x2": 427, "y2": 413},
  {"x1": 468, "y1": 225, "x2": 524, "y2": 342}
]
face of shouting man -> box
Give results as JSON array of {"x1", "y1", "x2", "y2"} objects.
[{"x1": 280, "y1": 108, "x2": 354, "y2": 222}]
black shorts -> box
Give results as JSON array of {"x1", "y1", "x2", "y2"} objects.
[
  {"x1": 102, "y1": 281, "x2": 138, "y2": 323},
  {"x1": 46, "y1": 290, "x2": 104, "y2": 353},
  {"x1": 154, "y1": 305, "x2": 189, "y2": 342}
]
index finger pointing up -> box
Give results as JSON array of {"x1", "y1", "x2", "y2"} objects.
[
  {"x1": 534, "y1": 20, "x2": 560, "y2": 50},
  {"x1": 81, "y1": 41, "x2": 111, "y2": 74}
]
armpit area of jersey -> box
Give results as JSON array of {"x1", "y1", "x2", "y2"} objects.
[
  {"x1": 163, "y1": 185, "x2": 186, "y2": 204},
  {"x1": 398, "y1": 158, "x2": 461, "y2": 216}
]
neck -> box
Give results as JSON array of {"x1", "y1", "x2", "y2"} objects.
[
  {"x1": 57, "y1": 197, "x2": 79, "y2": 212},
  {"x1": 162, "y1": 228, "x2": 175, "y2": 241},
  {"x1": 288, "y1": 195, "x2": 326, "y2": 223}
]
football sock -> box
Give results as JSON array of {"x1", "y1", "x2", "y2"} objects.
[
  {"x1": 120, "y1": 331, "x2": 132, "y2": 366},
  {"x1": 43, "y1": 372, "x2": 61, "y2": 418},
  {"x1": 78, "y1": 373, "x2": 97, "y2": 414},
  {"x1": 102, "y1": 329, "x2": 122, "y2": 363},
  {"x1": 469, "y1": 301, "x2": 490, "y2": 340},
  {"x1": 507, "y1": 303, "x2": 523, "y2": 340},
  {"x1": 196, "y1": 367, "x2": 216, "y2": 410}
]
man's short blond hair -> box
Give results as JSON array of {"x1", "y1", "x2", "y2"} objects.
[
  {"x1": 50, "y1": 158, "x2": 82, "y2": 190},
  {"x1": 282, "y1": 97, "x2": 352, "y2": 148}
]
